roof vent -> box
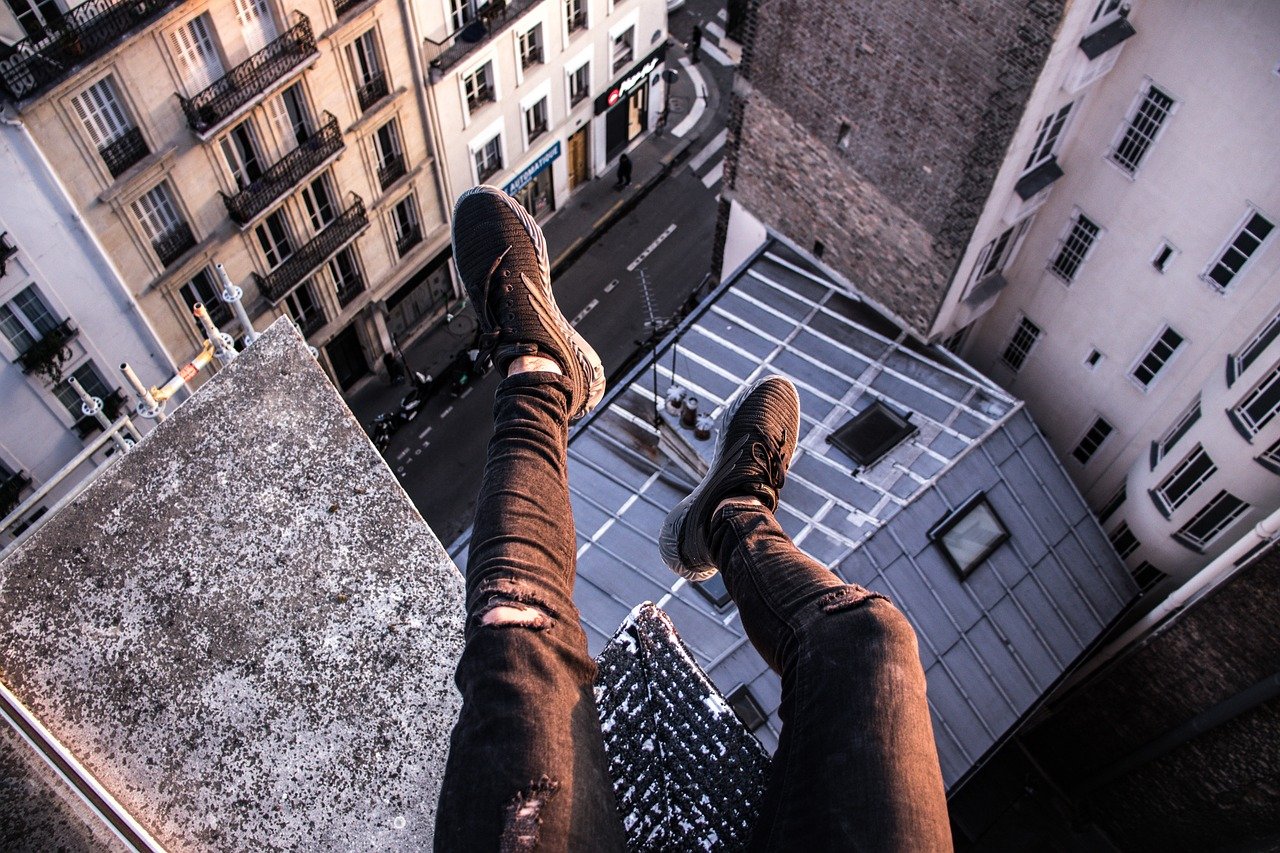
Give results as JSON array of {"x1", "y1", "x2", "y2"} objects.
[{"x1": 827, "y1": 400, "x2": 918, "y2": 468}]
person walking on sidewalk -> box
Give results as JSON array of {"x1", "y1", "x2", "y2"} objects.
[
  {"x1": 690, "y1": 23, "x2": 703, "y2": 63},
  {"x1": 614, "y1": 152, "x2": 633, "y2": 189},
  {"x1": 435, "y1": 184, "x2": 952, "y2": 851}
]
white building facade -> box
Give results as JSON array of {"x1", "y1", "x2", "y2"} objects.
[
  {"x1": 418, "y1": 0, "x2": 670, "y2": 220},
  {"x1": 933, "y1": 1, "x2": 1280, "y2": 595}
]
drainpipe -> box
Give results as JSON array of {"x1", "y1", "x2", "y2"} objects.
[{"x1": 395, "y1": 0, "x2": 455, "y2": 225}]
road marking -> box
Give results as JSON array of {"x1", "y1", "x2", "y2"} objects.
[
  {"x1": 689, "y1": 128, "x2": 727, "y2": 172},
  {"x1": 702, "y1": 160, "x2": 724, "y2": 188},
  {"x1": 604, "y1": 278, "x2": 619, "y2": 293},
  {"x1": 418, "y1": 425, "x2": 433, "y2": 439},
  {"x1": 627, "y1": 223, "x2": 678, "y2": 271},
  {"x1": 395, "y1": 449, "x2": 410, "y2": 461},
  {"x1": 572, "y1": 298, "x2": 599, "y2": 326},
  {"x1": 440, "y1": 405, "x2": 454, "y2": 418},
  {"x1": 704, "y1": 40, "x2": 733, "y2": 66},
  {"x1": 460, "y1": 386, "x2": 473, "y2": 399},
  {"x1": 671, "y1": 57, "x2": 707, "y2": 138},
  {"x1": 706, "y1": 21, "x2": 725, "y2": 39},
  {"x1": 414, "y1": 448, "x2": 422, "y2": 456},
  {"x1": 717, "y1": 7, "x2": 727, "y2": 21}
]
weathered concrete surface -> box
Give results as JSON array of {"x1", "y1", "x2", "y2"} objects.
[{"x1": 0, "y1": 320, "x2": 465, "y2": 850}]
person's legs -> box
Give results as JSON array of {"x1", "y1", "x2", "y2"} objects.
[
  {"x1": 435, "y1": 187, "x2": 619, "y2": 851},
  {"x1": 660, "y1": 376, "x2": 951, "y2": 852}
]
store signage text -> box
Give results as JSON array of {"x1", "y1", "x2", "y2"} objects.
[
  {"x1": 504, "y1": 142, "x2": 562, "y2": 196},
  {"x1": 594, "y1": 43, "x2": 669, "y2": 115}
]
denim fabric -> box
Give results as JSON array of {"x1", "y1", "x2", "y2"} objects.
[{"x1": 436, "y1": 375, "x2": 951, "y2": 852}]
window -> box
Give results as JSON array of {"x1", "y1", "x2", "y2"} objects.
[
  {"x1": 474, "y1": 134, "x2": 503, "y2": 182},
  {"x1": 1130, "y1": 326, "x2": 1184, "y2": 388},
  {"x1": 1111, "y1": 84, "x2": 1175, "y2": 174},
  {"x1": 1151, "y1": 241, "x2": 1177, "y2": 273},
  {"x1": 7, "y1": 0, "x2": 61, "y2": 40},
  {"x1": 1098, "y1": 483, "x2": 1126, "y2": 524},
  {"x1": 71, "y1": 76, "x2": 148, "y2": 178},
  {"x1": 928, "y1": 493, "x2": 1010, "y2": 578},
  {"x1": 132, "y1": 183, "x2": 194, "y2": 267},
  {"x1": 1085, "y1": 349, "x2": 1102, "y2": 370},
  {"x1": 450, "y1": 0, "x2": 478, "y2": 31},
  {"x1": 54, "y1": 361, "x2": 112, "y2": 419},
  {"x1": 726, "y1": 684, "x2": 768, "y2": 732},
  {"x1": 525, "y1": 97, "x2": 549, "y2": 144},
  {"x1": 1231, "y1": 309, "x2": 1280, "y2": 384},
  {"x1": 220, "y1": 120, "x2": 264, "y2": 190},
  {"x1": 1049, "y1": 212, "x2": 1100, "y2": 282},
  {"x1": 969, "y1": 220, "x2": 1029, "y2": 286},
  {"x1": 284, "y1": 282, "x2": 324, "y2": 335},
  {"x1": 1153, "y1": 445, "x2": 1216, "y2": 517},
  {"x1": 374, "y1": 119, "x2": 406, "y2": 189},
  {"x1": 836, "y1": 121, "x2": 852, "y2": 150},
  {"x1": 565, "y1": 0, "x2": 586, "y2": 32},
  {"x1": 1131, "y1": 561, "x2": 1166, "y2": 594},
  {"x1": 1072, "y1": 417, "x2": 1113, "y2": 464},
  {"x1": 268, "y1": 84, "x2": 312, "y2": 148},
  {"x1": 234, "y1": 0, "x2": 277, "y2": 54},
  {"x1": 1174, "y1": 490, "x2": 1250, "y2": 551},
  {"x1": 179, "y1": 268, "x2": 233, "y2": 328},
  {"x1": 349, "y1": 30, "x2": 387, "y2": 112},
  {"x1": 520, "y1": 24, "x2": 544, "y2": 69},
  {"x1": 692, "y1": 573, "x2": 732, "y2": 609},
  {"x1": 392, "y1": 195, "x2": 422, "y2": 258},
  {"x1": 0, "y1": 286, "x2": 59, "y2": 353},
  {"x1": 1151, "y1": 396, "x2": 1201, "y2": 467},
  {"x1": 612, "y1": 26, "x2": 634, "y2": 72},
  {"x1": 568, "y1": 62, "x2": 590, "y2": 106},
  {"x1": 329, "y1": 247, "x2": 364, "y2": 306},
  {"x1": 300, "y1": 174, "x2": 337, "y2": 232},
  {"x1": 826, "y1": 400, "x2": 917, "y2": 468},
  {"x1": 1204, "y1": 210, "x2": 1274, "y2": 291},
  {"x1": 1257, "y1": 436, "x2": 1280, "y2": 475},
  {"x1": 1024, "y1": 102, "x2": 1072, "y2": 171},
  {"x1": 170, "y1": 13, "x2": 225, "y2": 94},
  {"x1": 255, "y1": 210, "x2": 294, "y2": 269},
  {"x1": 1231, "y1": 363, "x2": 1280, "y2": 438},
  {"x1": 1000, "y1": 317, "x2": 1041, "y2": 371},
  {"x1": 464, "y1": 62, "x2": 495, "y2": 112},
  {"x1": 1108, "y1": 522, "x2": 1139, "y2": 560},
  {"x1": 1089, "y1": 0, "x2": 1124, "y2": 28}
]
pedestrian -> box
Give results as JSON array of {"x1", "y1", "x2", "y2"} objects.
[
  {"x1": 435, "y1": 185, "x2": 952, "y2": 850},
  {"x1": 690, "y1": 23, "x2": 702, "y2": 63},
  {"x1": 614, "y1": 152, "x2": 633, "y2": 189}
]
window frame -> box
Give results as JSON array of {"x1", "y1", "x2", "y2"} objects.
[
  {"x1": 567, "y1": 56, "x2": 591, "y2": 107},
  {"x1": 611, "y1": 25, "x2": 635, "y2": 72},
  {"x1": 471, "y1": 129, "x2": 505, "y2": 183},
  {"x1": 1230, "y1": 362, "x2": 1280, "y2": 439},
  {"x1": 1151, "y1": 444, "x2": 1216, "y2": 518},
  {"x1": 1048, "y1": 210, "x2": 1101, "y2": 283},
  {"x1": 255, "y1": 209, "x2": 295, "y2": 270},
  {"x1": 1150, "y1": 395, "x2": 1201, "y2": 468},
  {"x1": 1072, "y1": 416, "x2": 1114, "y2": 464},
  {"x1": 1108, "y1": 521, "x2": 1140, "y2": 561},
  {"x1": 927, "y1": 492, "x2": 1011, "y2": 579},
  {"x1": 1173, "y1": 490, "x2": 1250, "y2": 552},
  {"x1": 1109, "y1": 82, "x2": 1176, "y2": 176},
  {"x1": 462, "y1": 59, "x2": 497, "y2": 117},
  {"x1": 1201, "y1": 208, "x2": 1275, "y2": 292},
  {"x1": 1129, "y1": 325, "x2": 1185, "y2": 390},
  {"x1": 1000, "y1": 316, "x2": 1041, "y2": 372},
  {"x1": 1229, "y1": 308, "x2": 1280, "y2": 386},
  {"x1": 0, "y1": 285, "x2": 60, "y2": 354},
  {"x1": 1023, "y1": 101, "x2": 1073, "y2": 172}
]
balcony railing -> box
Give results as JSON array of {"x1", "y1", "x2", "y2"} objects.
[
  {"x1": 355, "y1": 70, "x2": 389, "y2": 113},
  {"x1": 424, "y1": 0, "x2": 542, "y2": 75},
  {"x1": 335, "y1": 268, "x2": 366, "y2": 307},
  {"x1": 221, "y1": 112, "x2": 343, "y2": 225},
  {"x1": 295, "y1": 310, "x2": 325, "y2": 338},
  {"x1": 521, "y1": 45, "x2": 543, "y2": 68},
  {"x1": 17, "y1": 318, "x2": 78, "y2": 379},
  {"x1": 253, "y1": 196, "x2": 367, "y2": 303},
  {"x1": 377, "y1": 152, "x2": 406, "y2": 190},
  {"x1": 333, "y1": 0, "x2": 367, "y2": 19},
  {"x1": 178, "y1": 15, "x2": 317, "y2": 135},
  {"x1": 99, "y1": 126, "x2": 149, "y2": 177},
  {"x1": 74, "y1": 388, "x2": 127, "y2": 438},
  {"x1": 527, "y1": 121, "x2": 547, "y2": 143},
  {"x1": 0, "y1": 0, "x2": 180, "y2": 102},
  {"x1": 465, "y1": 83, "x2": 494, "y2": 112},
  {"x1": 395, "y1": 224, "x2": 422, "y2": 258},
  {"x1": 153, "y1": 222, "x2": 196, "y2": 267},
  {"x1": 568, "y1": 9, "x2": 587, "y2": 33}
]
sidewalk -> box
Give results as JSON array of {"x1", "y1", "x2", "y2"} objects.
[{"x1": 345, "y1": 38, "x2": 721, "y2": 429}]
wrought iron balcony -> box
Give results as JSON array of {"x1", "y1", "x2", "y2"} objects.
[
  {"x1": 377, "y1": 152, "x2": 406, "y2": 190},
  {"x1": 567, "y1": 9, "x2": 587, "y2": 32},
  {"x1": 221, "y1": 112, "x2": 343, "y2": 226},
  {"x1": 395, "y1": 224, "x2": 422, "y2": 258},
  {"x1": 295, "y1": 311, "x2": 325, "y2": 338},
  {"x1": 253, "y1": 196, "x2": 367, "y2": 304},
  {"x1": 99, "y1": 126, "x2": 149, "y2": 177},
  {"x1": 0, "y1": 232, "x2": 16, "y2": 277},
  {"x1": 335, "y1": 267, "x2": 366, "y2": 308},
  {"x1": 179, "y1": 15, "x2": 317, "y2": 136},
  {"x1": 0, "y1": 0, "x2": 180, "y2": 102},
  {"x1": 153, "y1": 222, "x2": 196, "y2": 267},
  {"x1": 74, "y1": 388, "x2": 127, "y2": 438},
  {"x1": 0, "y1": 469, "x2": 32, "y2": 519},
  {"x1": 17, "y1": 318, "x2": 77, "y2": 378},
  {"x1": 521, "y1": 45, "x2": 543, "y2": 69},
  {"x1": 355, "y1": 70, "x2": 389, "y2": 113},
  {"x1": 465, "y1": 83, "x2": 494, "y2": 112},
  {"x1": 424, "y1": 0, "x2": 542, "y2": 75},
  {"x1": 333, "y1": 0, "x2": 367, "y2": 19}
]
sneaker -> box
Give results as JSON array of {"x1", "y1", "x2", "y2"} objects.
[
  {"x1": 658, "y1": 375, "x2": 800, "y2": 581},
  {"x1": 451, "y1": 185, "x2": 605, "y2": 421}
]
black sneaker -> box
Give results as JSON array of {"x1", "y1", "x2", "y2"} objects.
[
  {"x1": 658, "y1": 375, "x2": 800, "y2": 581},
  {"x1": 451, "y1": 185, "x2": 605, "y2": 421}
]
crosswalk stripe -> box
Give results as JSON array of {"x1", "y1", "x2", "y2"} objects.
[
  {"x1": 702, "y1": 40, "x2": 733, "y2": 66},
  {"x1": 716, "y1": 7, "x2": 727, "y2": 21},
  {"x1": 706, "y1": 21, "x2": 725, "y2": 40},
  {"x1": 702, "y1": 160, "x2": 724, "y2": 188},
  {"x1": 689, "y1": 128, "x2": 727, "y2": 172}
]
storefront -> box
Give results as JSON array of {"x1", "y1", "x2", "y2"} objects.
[
  {"x1": 385, "y1": 247, "x2": 453, "y2": 340},
  {"x1": 505, "y1": 141, "x2": 561, "y2": 220},
  {"x1": 595, "y1": 43, "x2": 668, "y2": 163}
]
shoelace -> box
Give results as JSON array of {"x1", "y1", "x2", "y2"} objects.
[
  {"x1": 475, "y1": 245, "x2": 513, "y2": 363},
  {"x1": 743, "y1": 428, "x2": 789, "y2": 491}
]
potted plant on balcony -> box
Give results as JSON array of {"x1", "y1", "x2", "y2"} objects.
[{"x1": 19, "y1": 323, "x2": 74, "y2": 385}]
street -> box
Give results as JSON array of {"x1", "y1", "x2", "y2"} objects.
[{"x1": 375, "y1": 0, "x2": 735, "y2": 546}]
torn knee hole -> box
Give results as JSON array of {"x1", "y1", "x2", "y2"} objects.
[
  {"x1": 479, "y1": 600, "x2": 554, "y2": 629},
  {"x1": 819, "y1": 585, "x2": 887, "y2": 613},
  {"x1": 500, "y1": 776, "x2": 560, "y2": 852}
]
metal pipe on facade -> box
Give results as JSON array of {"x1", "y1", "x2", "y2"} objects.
[
  {"x1": 215, "y1": 263, "x2": 258, "y2": 348},
  {"x1": 121, "y1": 362, "x2": 163, "y2": 421},
  {"x1": 194, "y1": 302, "x2": 235, "y2": 365},
  {"x1": 68, "y1": 376, "x2": 131, "y2": 453}
]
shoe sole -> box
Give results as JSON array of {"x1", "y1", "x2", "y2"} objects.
[
  {"x1": 452, "y1": 185, "x2": 606, "y2": 421},
  {"x1": 657, "y1": 375, "x2": 800, "y2": 582}
]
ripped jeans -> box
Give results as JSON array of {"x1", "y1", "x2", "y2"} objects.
[{"x1": 434, "y1": 373, "x2": 952, "y2": 852}]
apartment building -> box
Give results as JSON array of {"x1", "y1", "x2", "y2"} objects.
[
  {"x1": 415, "y1": 0, "x2": 670, "y2": 220},
  {"x1": 717, "y1": 0, "x2": 1280, "y2": 596},
  {"x1": 0, "y1": 0, "x2": 452, "y2": 393}
]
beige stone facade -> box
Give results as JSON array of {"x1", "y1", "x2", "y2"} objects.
[{"x1": 1, "y1": 0, "x2": 454, "y2": 391}]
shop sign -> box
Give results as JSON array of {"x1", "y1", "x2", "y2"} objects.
[
  {"x1": 504, "y1": 142, "x2": 562, "y2": 196},
  {"x1": 594, "y1": 42, "x2": 669, "y2": 115}
]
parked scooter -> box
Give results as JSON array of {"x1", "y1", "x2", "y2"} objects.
[{"x1": 448, "y1": 347, "x2": 494, "y2": 397}]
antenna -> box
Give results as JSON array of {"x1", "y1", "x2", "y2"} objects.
[{"x1": 639, "y1": 269, "x2": 664, "y2": 427}]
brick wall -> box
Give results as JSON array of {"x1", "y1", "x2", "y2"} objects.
[{"x1": 724, "y1": 0, "x2": 1063, "y2": 336}]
